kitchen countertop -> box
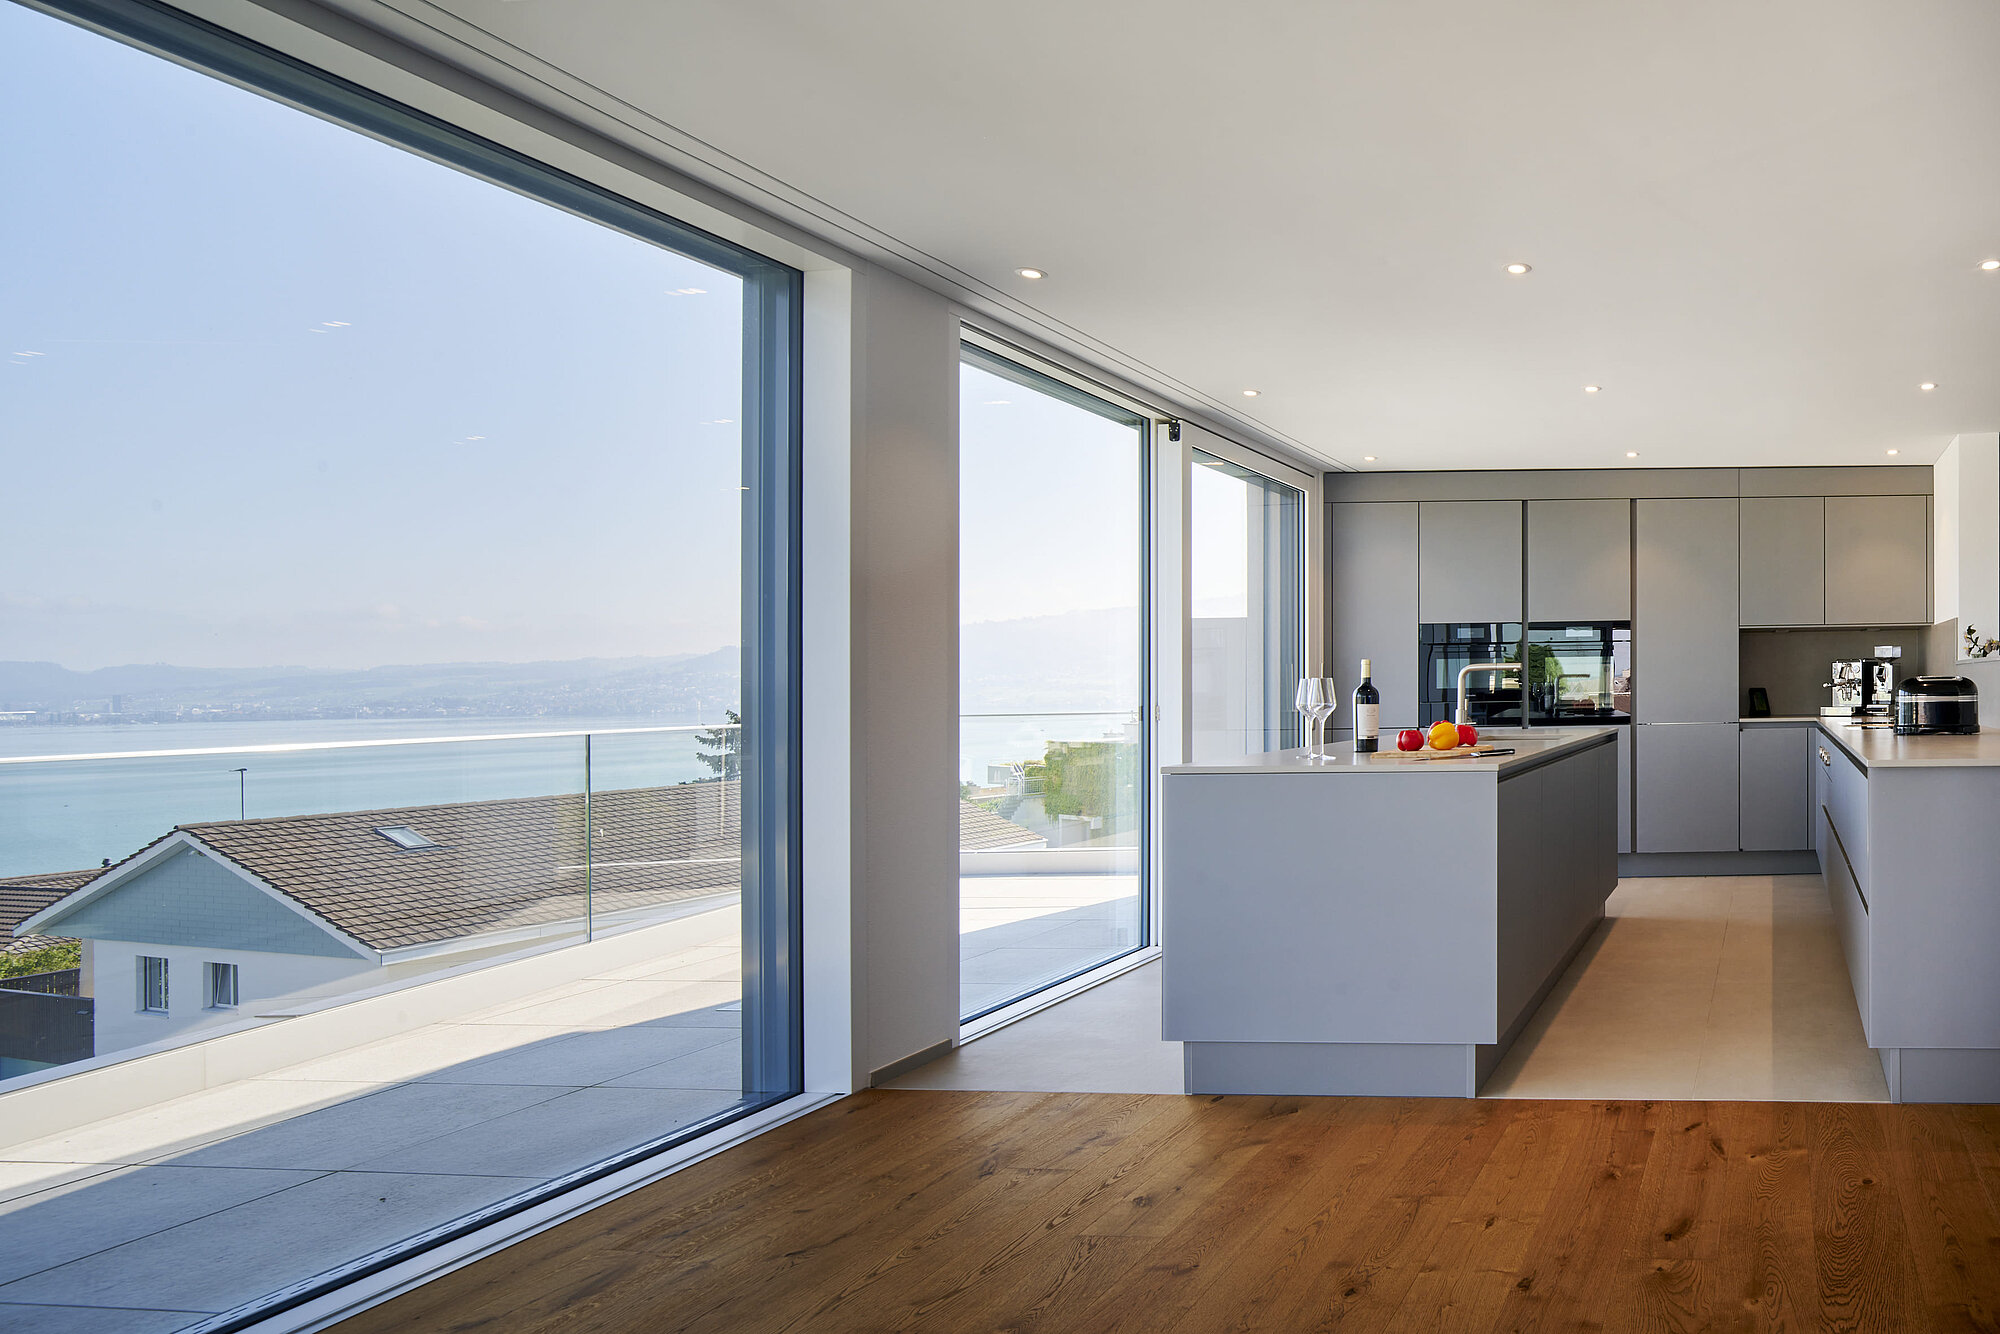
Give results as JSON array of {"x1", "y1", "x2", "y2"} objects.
[
  {"x1": 1740, "y1": 715, "x2": 1824, "y2": 724},
  {"x1": 1814, "y1": 718, "x2": 2000, "y2": 769},
  {"x1": 1162, "y1": 728, "x2": 1615, "y2": 776}
]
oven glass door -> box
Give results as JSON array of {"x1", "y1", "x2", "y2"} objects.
[{"x1": 1525, "y1": 623, "x2": 1632, "y2": 725}]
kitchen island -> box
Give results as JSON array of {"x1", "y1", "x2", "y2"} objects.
[
  {"x1": 1160, "y1": 729, "x2": 1618, "y2": 1096},
  {"x1": 1812, "y1": 719, "x2": 2000, "y2": 1102}
]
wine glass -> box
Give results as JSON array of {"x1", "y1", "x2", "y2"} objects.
[
  {"x1": 1295, "y1": 677, "x2": 1335, "y2": 759},
  {"x1": 1309, "y1": 677, "x2": 1339, "y2": 758}
]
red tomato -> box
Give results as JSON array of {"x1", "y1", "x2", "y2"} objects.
[
  {"x1": 1456, "y1": 723, "x2": 1479, "y2": 747},
  {"x1": 1396, "y1": 729, "x2": 1425, "y2": 752}
]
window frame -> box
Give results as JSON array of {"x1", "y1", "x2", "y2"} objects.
[
  {"x1": 13, "y1": 0, "x2": 805, "y2": 1325},
  {"x1": 138, "y1": 955, "x2": 169, "y2": 1013},
  {"x1": 205, "y1": 961, "x2": 240, "y2": 1010}
]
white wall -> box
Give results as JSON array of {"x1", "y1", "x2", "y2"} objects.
[
  {"x1": 847, "y1": 267, "x2": 961, "y2": 1080},
  {"x1": 91, "y1": 940, "x2": 372, "y2": 1056}
]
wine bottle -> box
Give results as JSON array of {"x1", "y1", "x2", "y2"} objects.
[{"x1": 1353, "y1": 659, "x2": 1380, "y2": 753}]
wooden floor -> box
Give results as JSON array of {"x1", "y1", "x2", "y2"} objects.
[{"x1": 336, "y1": 1090, "x2": 2000, "y2": 1334}]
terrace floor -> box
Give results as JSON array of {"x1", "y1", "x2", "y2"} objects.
[{"x1": 0, "y1": 875, "x2": 1127, "y2": 1331}]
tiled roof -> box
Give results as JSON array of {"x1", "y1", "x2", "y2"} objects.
[
  {"x1": 958, "y1": 802, "x2": 1046, "y2": 851},
  {"x1": 0, "y1": 869, "x2": 99, "y2": 939},
  {"x1": 168, "y1": 783, "x2": 742, "y2": 953}
]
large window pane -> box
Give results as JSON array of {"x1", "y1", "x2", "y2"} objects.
[
  {"x1": 0, "y1": 1, "x2": 797, "y2": 1326},
  {"x1": 958, "y1": 348, "x2": 1148, "y2": 1022},
  {"x1": 1190, "y1": 452, "x2": 1305, "y2": 760}
]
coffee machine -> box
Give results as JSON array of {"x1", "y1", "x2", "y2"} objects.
[{"x1": 1822, "y1": 646, "x2": 1902, "y2": 720}]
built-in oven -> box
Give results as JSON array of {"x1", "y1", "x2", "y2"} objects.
[
  {"x1": 1419, "y1": 623, "x2": 1525, "y2": 728},
  {"x1": 1525, "y1": 622, "x2": 1632, "y2": 726}
]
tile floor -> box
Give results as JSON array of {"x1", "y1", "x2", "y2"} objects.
[
  {"x1": 889, "y1": 956, "x2": 1183, "y2": 1094},
  {"x1": 1482, "y1": 874, "x2": 1889, "y2": 1101},
  {"x1": 0, "y1": 928, "x2": 749, "y2": 1331},
  {"x1": 958, "y1": 873, "x2": 1141, "y2": 1017}
]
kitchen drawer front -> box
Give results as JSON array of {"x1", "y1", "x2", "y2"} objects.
[
  {"x1": 1823, "y1": 803, "x2": 1870, "y2": 1037},
  {"x1": 1824, "y1": 737, "x2": 1869, "y2": 893}
]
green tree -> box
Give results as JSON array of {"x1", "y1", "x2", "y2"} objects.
[
  {"x1": 0, "y1": 939, "x2": 80, "y2": 980},
  {"x1": 1029, "y1": 740, "x2": 1135, "y2": 822},
  {"x1": 694, "y1": 710, "x2": 742, "y2": 780}
]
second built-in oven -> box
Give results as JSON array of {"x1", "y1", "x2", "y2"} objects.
[{"x1": 1525, "y1": 622, "x2": 1632, "y2": 726}]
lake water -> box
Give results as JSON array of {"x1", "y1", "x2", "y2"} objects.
[
  {"x1": 0, "y1": 714, "x2": 1137, "y2": 877},
  {"x1": 0, "y1": 719, "x2": 715, "y2": 878}
]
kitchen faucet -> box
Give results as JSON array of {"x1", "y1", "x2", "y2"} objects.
[{"x1": 1454, "y1": 663, "x2": 1517, "y2": 727}]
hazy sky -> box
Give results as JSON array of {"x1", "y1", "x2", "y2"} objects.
[{"x1": 1, "y1": 1, "x2": 746, "y2": 672}]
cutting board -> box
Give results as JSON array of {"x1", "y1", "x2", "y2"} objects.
[{"x1": 1387, "y1": 745, "x2": 1512, "y2": 762}]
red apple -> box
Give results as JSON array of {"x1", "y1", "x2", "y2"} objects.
[
  {"x1": 1456, "y1": 723, "x2": 1479, "y2": 747},
  {"x1": 1396, "y1": 729, "x2": 1424, "y2": 752}
]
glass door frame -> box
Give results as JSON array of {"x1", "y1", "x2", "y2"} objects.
[{"x1": 956, "y1": 327, "x2": 1159, "y2": 1031}]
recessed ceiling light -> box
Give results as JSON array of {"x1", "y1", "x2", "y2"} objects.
[
  {"x1": 1015, "y1": 267, "x2": 1045, "y2": 280},
  {"x1": 1625, "y1": 451, "x2": 1639, "y2": 459},
  {"x1": 1505, "y1": 263, "x2": 1531, "y2": 275},
  {"x1": 1363, "y1": 455, "x2": 1377, "y2": 462},
  {"x1": 1242, "y1": 389, "x2": 1261, "y2": 397},
  {"x1": 1982, "y1": 259, "x2": 2000, "y2": 271},
  {"x1": 1887, "y1": 449, "x2": 1900, "y2": 456},
  {"x1": 1583, "y1": 385, "x2": 1601, "y2": 394},
  {"x1": 1920, "y1": 382, "x2": 1938, "y2": 391}
]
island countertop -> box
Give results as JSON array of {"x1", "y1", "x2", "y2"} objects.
[{"x1": 1161, "y1": 727, "x2": 1615, "y2": 777}]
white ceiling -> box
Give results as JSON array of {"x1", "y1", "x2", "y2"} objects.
[{"x1": 418, "y1": 0, "x2": 2000, "y2": 472}]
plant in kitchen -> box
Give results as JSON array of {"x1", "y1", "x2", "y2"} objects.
[{"x1": 1965, "y1": 625, "x2": 2000, "y2": 660}]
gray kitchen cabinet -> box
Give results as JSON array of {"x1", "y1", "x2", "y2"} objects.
[
  {"x1": 1738, "y1": 724, "x2": 1810, "y2": 850},
  {"x1": 1635, "y1": 722, "x2": 1740, "y2": 852},
  {"x1": 1824, "y1": 494, "x2": 1929, "y2": 626},
  {"x1": 1327, "y1": 502, "x2": 1419, "y2": 732},
  {"x1": 1634, "y1": 498, "x2": 1740, "y2": 723},
  {"x1": 1738, "y1": 497, "x2": 1825, "y2": 626},
  {"x1": 1418, "y1": 501, "x2": 1523, "y2": 623},
  {"x1": 1527, "y1": 499, "x2": 1630, "y2": 622}
]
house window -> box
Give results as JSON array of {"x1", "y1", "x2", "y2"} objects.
[
  {"x1": 206, "y1": 962, "x2": 240, "y2": 1009},
  {"x1": 139, "y1": 956, "x2": 169, "y2": 1012},
  {"x1": 374, "y1": 825, "x2": 441, "y2": 851}
]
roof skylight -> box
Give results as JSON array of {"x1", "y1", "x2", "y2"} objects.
[{"x1": 375, "y1": 825, "x2": 442, "y2": 851}]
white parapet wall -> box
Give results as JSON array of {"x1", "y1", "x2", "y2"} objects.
[{"x1": 0, "y1": 901, "x2": 737, "y2": 1152}]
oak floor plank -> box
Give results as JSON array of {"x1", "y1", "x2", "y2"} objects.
[
  {"x1": 332, "y1": 1091, "x2": 2000, "y2": 1334},
  {"x1": 1381, "y1": 1103, "x2": 1588, "y2": 1334}
]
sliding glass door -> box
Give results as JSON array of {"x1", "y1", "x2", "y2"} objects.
[
  {"x1": 0, "y1": 1, "x2": 799, "y2": 1327},
  {"x1": 957, "y1": 344, "x2": 1148, "y2": 1022},
  {"x1": 1190, "y1": 452, "x2": 1305, "y2": 761}
]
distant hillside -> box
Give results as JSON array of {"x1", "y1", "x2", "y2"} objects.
[{"x1": 0, "y1": 651, "x2": 740, "y2": 722}]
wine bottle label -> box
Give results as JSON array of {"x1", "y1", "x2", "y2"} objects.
[{"x1": 1355, "y1": 704, "x2": 1379, "y2": 738}]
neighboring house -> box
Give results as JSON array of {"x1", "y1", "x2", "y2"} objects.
[{"x1": 23, "y1": 783, "x2": 741, "y2": 1054}]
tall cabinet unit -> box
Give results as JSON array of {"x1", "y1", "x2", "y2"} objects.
[
  {"x1": 1635, "y1": 498, "x2": 1741, "y2": 852},
  {"x1": 1327, "y1": 502, "x2": 1419, "y2": 734}
]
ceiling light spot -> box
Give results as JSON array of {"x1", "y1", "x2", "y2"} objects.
[
  {"x1": 1625, "y1": 451, "x2": 1639, "y2": 459},
  {"x1": 1505, "y1": 263, "x2": 1531, "y2": 275},
  {"x1": 1363, "y1": 455, "x2": 1377, "y2": 462},
  {"x1": 1982, "y1": 260, "x2": 2000, "y2": 271},
  {"x1": 1887, "y1": 449, "x2": 1900, "y2": 456},
  {"x1": 1920, "y1": 382, "x2": 1938, "y2": 391},
  {"x1": 1015, "y1": 267, "x2": 1046, "y2": 280},
  {"x1": 1242, "y1": 389, "x2": 1261, "y2": 398},
  {"x1": 1583, "y1": 385, "x2": 1601, "y2": 394}
]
